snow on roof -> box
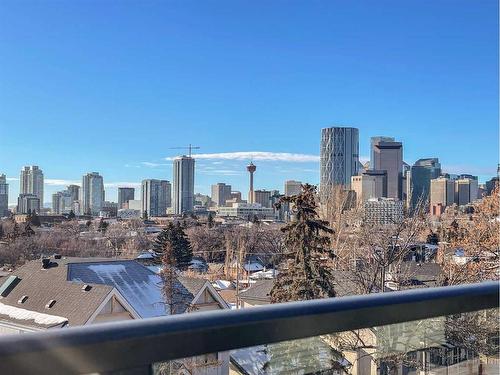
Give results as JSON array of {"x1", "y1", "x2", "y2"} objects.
[
  {"x1": 243, "y1": 262, "x2": 265, "y2": 273},
  {"x1": 0, "y1": 301, "x2": 67, "y2": 327},
  {"x1": 136, "y1": 252, "x2": 155, "y2": 259},
  {"x1": 68, "y1": 261, "x2": 167, "y2": 318},
  {"x1": 250, "y1": 269, "x2": 277, "y2": 280},
  {"x1": 212, "y1": 280, "x2": 232, "y2": 290},
  {"x1": 147, "y1": 265, "x2": 163, "y2": 274}
]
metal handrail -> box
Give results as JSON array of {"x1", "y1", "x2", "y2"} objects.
[{"x1": 0, "y1": 281, "x2": 497, "y2": 374}]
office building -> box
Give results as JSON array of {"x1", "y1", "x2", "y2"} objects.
[
  {"x1": 371, "y1": 138, "x2": 403, "y2": 199},
  {"x1": 17, "y1": 194, "x2": 40, "y2": 214},
  {"x1": 370, "y1": 136, "x2": 394, "y2": 166},
  {"x1": 211, "y1": 183, "x2": 232, "y2": 207},
  {"x1": 217, "y1": 203, "x2": 276, "y2": 220},
  {"x1": 226, "y1": 191, "x2": 244, "y2": 206},
  {"x1": 231, "y1": 191, "x2": 242, "y2": 201},
  {"x1": 141, "y1": 179, "x2": 171, "y2": 217},
  {"x1": 351, "y1": 171, "x2": 386, "y2": 204},
  {"x1": 194, "y1": 194, "x2": 211, "y2": 207},
  {"x1": 407, "y1": 158, "x2": 441, "y2": 210},
  {"x1": 0, "y1": 174, "x2": 8, "y2": 217},
  {"x1": 320, "y1": 127, "x2": 359, "y2": 190},
  {"x1": 71, "y1": 201, "x2": 82, "y2": 216},
  {"x1": 52, "y1": 193, "x2": 60, "y2": 214},
  {"x1": 485, "y1": 177, "x2": 499, "y2": 196},
  {"x1": 431, "y1": 203, "x2": 446, "y2": 217},
  {"x1": 127, "y1": 200, "x2": 142, "y2": 211},
  {"x1": 455, "y1": 178, "x2": 479, "y2": 206},
  {"x1": 117, "y1": 208, "x2": 141, "y2": 219},
  {"x1": 401, "y1": 162, "x2": 410, "y2": 201},
  {"x1": 284, "y1": 180, "x2": 302, "y2": 196},
  {"x1": 52, "y1": 190, "x2": 73, "y2": 214},
  {"x1": 81, "y1": 172, "x2": 105, "y2": 216},
  {"x1": 173, "y1": 156, "x2": 195, "y2": 214},
  {"x1": 430, "y1": 177, "x2": 455, "y2": 208},
  {"x1": 67, "y1": 185, "x2": 80, "y2": 203},
  {"x1": 118, "y1": 187, "x2": 135, "y2": 209},
  {"x1": 101, "y1": 201, "x2": 118, "y2": 218},
  {"x1": 20, "y1": 166, "x2": 44, "y2": 205},
  {"x1": 252, "y1": 190, "x2": 272, "y2": 208},
  {"x1": 364, "y1": 198, "x2": 403, "y2": 225}
]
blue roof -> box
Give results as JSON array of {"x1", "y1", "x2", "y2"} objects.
[{"x1": 67, "y1": 260, "x2": 166, "y2": 318}]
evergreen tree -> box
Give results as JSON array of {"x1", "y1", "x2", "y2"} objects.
[
  {"x1": 207, "y1": 212, "x2": 214, "y2": 228},
  {"x1": 426, "y1": 231, "x2": 439, "y2": 245},
  {"x1": 68, "y1": 210, "x2": 76, "y2": 220},
  {"x1": 154, "y1": 222, "x2": 193, "y2": 270},
  {"x1": 143, "y1": 211, "x2": 148, "y2": 220},
  {"x1": 11, "y1": 221, "x2": 20, "y2": 240},
  {"x1": 23, "y1": 222, "x2": 35, "y2": 237},
  {"x1": 30, "y1": 211, "x2": 41, "y2": 227},
  {"x1": 0, "y1": 223, "x2": 4, "y2": 240},
  {"x1": 98, "y1": 218, "x2": 109, "y2": 233},
  {"x1": 270, "y1": 184, "x2": 336, "y2": 303}
]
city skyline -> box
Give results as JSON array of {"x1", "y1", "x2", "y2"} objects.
[
  {"x1": 4, "y1": 130, "x2": 497, "y2": 207},
  {"x1": 1, "y1": 1, "x2": 498, "y2": 204}
]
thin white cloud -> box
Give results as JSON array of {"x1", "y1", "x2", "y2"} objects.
[
  {"x1": 6, "y1": 177, "x2": 19, "y2": 181},
  {"x1": 39, "y1": 179, "x2": 142, "y2": 189},
  {"x1": 140, "y1": 162, "x2": 169, "y2": 168},
  {"x1": 104, "y1": 182, "x2": 142, "y2": 188},
  {"x1": 165, "y1": 151, "x2": 319, "y2": 162},
  {"x1": 45, "y1": 179, "x2": 80, "y2": 186}
]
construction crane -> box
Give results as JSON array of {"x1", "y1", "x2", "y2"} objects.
[{"x1": 169, "y1": 144, "x2": 200, "y2": 158}]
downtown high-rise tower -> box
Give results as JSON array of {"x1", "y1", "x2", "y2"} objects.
[
  {"x1": 173, "y1": 156, "x2": 195, "y2": 215},
  {"x1": 81, "y1": 172, "x2": 105, "y2": 216},
  {"x1": 320, "y1": 127, "x2": 359, "y2": 191}
]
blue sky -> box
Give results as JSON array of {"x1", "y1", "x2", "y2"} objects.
[{"x1": 0, "y1": 0, "x2": 498, "y2": 204}]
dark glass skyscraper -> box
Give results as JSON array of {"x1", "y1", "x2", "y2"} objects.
[
  {"x1": 118, "y1": 187, "x2": 135, "y2": 209},
  {"x1": 407, "y1": 158, "x2": 441, "y2": 210},
  {"x1": 173, "y1": 156, "x2": 195, "y2": 214},
  {"x1": 371, "y1": 138, "x2": 403, "y2": 199},
  {"x1": 0, "y1": 174, "x2": 9, "y2": 217}
]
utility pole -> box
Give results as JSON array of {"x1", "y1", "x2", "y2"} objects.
[{"x1": 235, "y1": 238, "x2": 242, "y2": 309}]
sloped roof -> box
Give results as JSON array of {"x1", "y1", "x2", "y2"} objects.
[
  {"x1": 401, "y1": 262, "x2": 442, "y2": 281},
  {"x1": 177, "y1": 276, "x2": 206, "y2": 297},
  {"x1": 398, "y1": 262, "x2": 443, "y2": 288},
  {"x1": 239, "y1": 280, "x2": 274, "y2": 302},
  {"x1": 0, "y1": 257, "x2": 220, "y2": 327},
  {"x1": 67, "y1": 260, "x2": 167, "y2": 318},
  {"x1": 239, "y1": 270, "x2": 366, "y2": 303},
  {"x1": 0, "y1": 259, "x2": 113, "y2": 328},
  {"x1": 67, "y1": 260, "x2": 214, "y2": 316}
]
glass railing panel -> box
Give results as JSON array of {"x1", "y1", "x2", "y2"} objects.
[{"x1": 153, "y1": 308, "x2": 498, "y2": 375}]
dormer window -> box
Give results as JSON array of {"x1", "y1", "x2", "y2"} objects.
[{"x1": 45, "y1": 300, "x2": 56, "y2": 309}]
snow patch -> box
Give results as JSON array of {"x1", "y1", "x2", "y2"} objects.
[{"x1": 0, "y1": 302, "x2": 67, "y2": 326}]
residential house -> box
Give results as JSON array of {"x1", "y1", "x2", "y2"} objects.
[{"x1": 0, "y1": 256, "x2": 230, "y2": 375}]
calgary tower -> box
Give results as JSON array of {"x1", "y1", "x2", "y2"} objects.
[{"x1": 246, "y1": 162, "x2": 256, "y2": 204}]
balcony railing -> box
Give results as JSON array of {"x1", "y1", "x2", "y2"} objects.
[{"x1": 0, "y1": 281, "x2": 497, "y2": 374}]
